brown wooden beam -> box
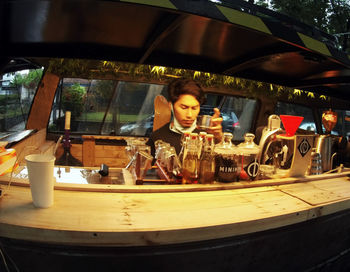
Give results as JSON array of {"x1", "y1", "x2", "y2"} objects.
[{"x1": 26, "y1": 72, "x2": 59, "y2": 130}]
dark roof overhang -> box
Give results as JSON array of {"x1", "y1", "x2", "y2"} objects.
[{"x1": 1, "y1": 0, "x2": 350, "y2": 100}]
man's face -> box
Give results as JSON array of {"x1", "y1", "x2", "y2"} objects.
[{"x1": 172, "y1": 94, "x2": 200, "y2": 127}]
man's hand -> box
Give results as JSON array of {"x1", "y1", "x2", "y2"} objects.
[{"x1": 207, "y1": 108, "x2": 223, "y2": 143}]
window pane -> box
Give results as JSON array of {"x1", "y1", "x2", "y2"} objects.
[
  {"x1": 48, "y1": 79, "x2": 167, "y2": 136},
  {"x1": 48, "y1": 78, "x2": 115, "y2": 134},
  {"x1": 200, "y1": 94, "x2": 258, "y2": 141},
  {"x1": 103, "y1": 81, "x2": 166, "y2": 136},
  {"x1": 0, "y1": 68, "x2": 43, "y2": 136},
  {"x1": 275, "y1": 102, "x2": 316, "y2": 132}
]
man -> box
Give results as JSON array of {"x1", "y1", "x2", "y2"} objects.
[{"x1": 147, "y1": 79, "x2": 223, "y2": 156}]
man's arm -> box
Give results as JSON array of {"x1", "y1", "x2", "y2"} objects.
[{"x1": 207, "y1": 107, "x2": 223, "y2": 144}]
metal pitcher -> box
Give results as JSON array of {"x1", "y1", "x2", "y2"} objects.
[{"x1": 315, "y1": 135, "x2": 337, "y2": 172}]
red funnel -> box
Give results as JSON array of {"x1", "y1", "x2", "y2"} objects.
[{"x1": 280, "y1": 115, "x2": 304, "y2": 137}]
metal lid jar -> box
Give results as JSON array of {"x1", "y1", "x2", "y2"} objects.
[
  {"x1": 214, "y1": 132, "x2": 239, "y2": 183},
  {"x1": 237, "y1": 133, "x2": 260, "y2": 181}
]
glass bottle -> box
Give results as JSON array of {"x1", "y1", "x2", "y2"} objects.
[
  {"x1": 165, "y1": 146, "x2": 177, "y2": 175},
  {"x1": 308, "y1": 148, "x2": 322, "y2": 175},
  {"x1": 56, "y1": 128, "x2": 82, "y2": 166},
  {"x1": 182, "y1": 133, "x2": 199, "y2": 184},
  {"x1": 169, "y1": 147, "x2": 182, "y2": 178},
  {"x1": 214, "y1": 132, "x2": 239, "y2": 183},
  {"x1": 158, "y1": 142, "x2": 171, "y2": 170},
  {"x1": 198, "y1": 131, "x2": 207, "y2": 159},
  {"x1": 178, "y1": 131, "x2": 191, "y2": 167},
  {"x1": 237, "y1": 133, "x2": 260, "y2": 181},
  {"x1": 199, "y1": 134, "x2": 215, "y2": 184}
]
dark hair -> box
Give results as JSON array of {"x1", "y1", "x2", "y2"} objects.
[{"x1": 167, "y1": 79, "x2": 205, "y2": 105}]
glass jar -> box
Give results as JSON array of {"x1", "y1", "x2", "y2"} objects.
[
  {"x1": 214, "y1": 132, "x2": 239, "y2": 183},
  {"x1": 237, "y1": 133, "x2": 260, "y2": 181}
]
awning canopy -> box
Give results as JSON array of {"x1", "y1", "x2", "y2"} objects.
[{"x1": 1, "y1": 0, "x2": 350, "y2": 100}]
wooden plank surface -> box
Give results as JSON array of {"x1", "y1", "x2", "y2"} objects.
[
  {"x1": 278, "y1": 177, "x2": 350, "y2": 205},
  {"x1": 82, "y1": 138, "x2": 95, "y2": 166},
  {"x1": 82, "y1": 135, "x2": 144, "y2": 141},
  {"x1": 0, "y1": 185, "x2": 309, "y2": 245},
  {"x1": 1, "y1": 174, "x2": 350, "y2": 246},
  {"x1": 59, "y1": 143, "x2": 128, "y2": 168}
]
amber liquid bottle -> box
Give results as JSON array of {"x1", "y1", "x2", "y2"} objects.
[
  {"x1": 182, "y1": 133, "x2": 199, "y2": 184},
  {"x1": 199, "y1": 134, "x2": 215, "y2": 184}
]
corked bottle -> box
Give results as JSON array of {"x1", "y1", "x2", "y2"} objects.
[
  {"x1": 182, "y1": 133, "x2": 199, "y2": 184},
  {"x1": 199, "y1": 134, "x2": 215, "y2": 184}
]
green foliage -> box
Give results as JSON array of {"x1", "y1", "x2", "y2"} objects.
[
  {"x1": 253, "y1": 0, "x2": 350, "y2": 52},
  {"x1": 328, "y1": 0, "x2": 350, "y2": 50},
  {"x1": 10, "y1": 69, "x2": 43, "y2": 89},
  {"x1": 255, "y1": 0, "x2": 268, "y2": 8},
  {"x1": 62, "y1": 83, "x2": 86, "y2": 118},
  {"x1": 48, "y1": 59, "x2": 326, "y2": 102},
  {"x1": 84, "y1": 80, "x2": 115, "y2": 113},
  {"x1": 93, "y1": 80, "x2": 115, "y2": 102},
  {"x1": 270, "y1": 0, "x2": 329, "y2": 30},
  {"x1": 0, "y1": 94, "x2": 19, "y2": 105},
  {"x1": 47, "y1": 59, "x2": 91, "y2": 77}
]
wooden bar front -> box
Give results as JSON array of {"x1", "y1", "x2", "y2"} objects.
[{"x1": 1, "y1": 171, "x2": 350, "y2": 246}]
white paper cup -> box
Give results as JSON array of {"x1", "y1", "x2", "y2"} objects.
[{"x1": 25, "y1": 154, "x2": 56, "y2": 208}]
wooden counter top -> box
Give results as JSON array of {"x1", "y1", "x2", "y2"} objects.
[{"x1": 1, "y1": 170, "x2": 350, "y2": 246}]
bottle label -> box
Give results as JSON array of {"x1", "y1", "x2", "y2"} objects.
[
  {"x1": 215, "y1": 155, "x2": 238, "y2": 182},
  {"x1": 245, "y1": 160, "x2": 260, "y2": 179}
]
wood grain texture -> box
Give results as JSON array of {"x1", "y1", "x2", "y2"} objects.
[
  {"x1": 153, "y1": 95, "x2": 171, "y2": 131},
  {"x1": 82, "y1": 135, "x2": 135, "y2": 141},
  {"x1": 1, "y1": 174, "x2": 350, "y2": 246},
  {"x1": 80, "y1": 135, "x2": 131, "y2": 167},
  {"x1": 12, "y1": 129, "x2": 55, "y2": 164},
  {"x1": 82, "y1": 138, "x2": 95, "y2": 166},
  {"x1": 26, "y1": 73, "x2": 60, "y2": 130},
  {"x1": 3, "y1": 131, "x2": 350, "y2": 247}
]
